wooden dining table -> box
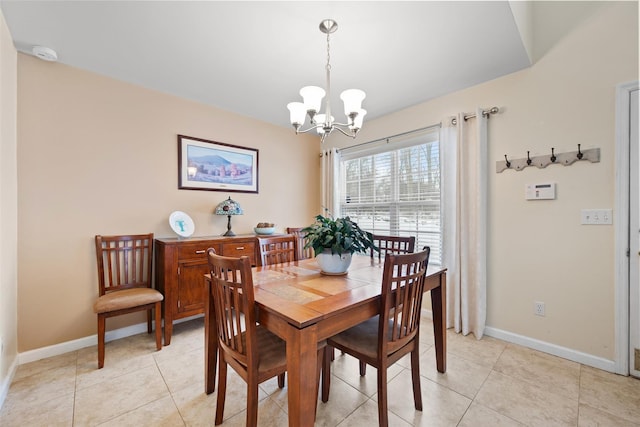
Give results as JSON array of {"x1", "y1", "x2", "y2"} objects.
[{"x1": 204, "y1": 254, "x2": 447, "y2": 427}]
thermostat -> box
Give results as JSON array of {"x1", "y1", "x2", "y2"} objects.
[{"x1": 525, "y1": 183, "x2": 556, "y2": 200}]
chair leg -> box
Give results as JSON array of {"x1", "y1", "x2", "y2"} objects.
[
  {"x1": 321, "y1": 346, "x2": 331, "y2": 402},
  {"x1": 154, "y1": 302, "x2": 163, "y2": 350},
  {"x1": 410, "y1": 347, "x2": 423, "y2": 411},
  {"x1": 377, "y1": 366, "x2": 389, "y2": 427},
  {"x1": 97, "y1": 314, "x2": 105, "y2": 369},
  {"x1": 215, "y1": 356, "x2": 227, "y2": 425},
  {"x1": 277, "y1": 373, "x2": 285, "y2": 388},
  {"x1": 246, "y1": 375, "x2": 259, "y2": 427},
  {"x1": 359, "y1": 360, "x2": 367, "y2": 376},
  {"x1": 147, "y1": 308, "x2": 152, "y2": 334}
]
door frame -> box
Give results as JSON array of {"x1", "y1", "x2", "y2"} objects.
[{"x1": 614, "y1": 80, "x2": 639, "y2": 375}]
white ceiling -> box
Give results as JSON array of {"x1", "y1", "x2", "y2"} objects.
[{"x1": 0, "y1": 1, "x2": 592, "y2": 130}]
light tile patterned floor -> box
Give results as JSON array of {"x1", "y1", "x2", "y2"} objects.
[{"x1": 1, "y1": 316, "x2": 639, "y2": 426}]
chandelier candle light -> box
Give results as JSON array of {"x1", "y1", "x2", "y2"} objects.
[
  {"x1": 215, "y1": 196, "x2": 243, "y2": 236},
  {"x1": 287, "y1": 19, "x2": 366, "y2": 143}
]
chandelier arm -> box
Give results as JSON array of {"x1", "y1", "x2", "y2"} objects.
[
  {"x1": 332, "y1": 125, "x2": 357, "y2": 138},
  {"x1": 293, "y1": 125, "x2": 323, "y2": 135},
  {"x1": 329, "y1": 121, "x2": 353, "y2": 127}
]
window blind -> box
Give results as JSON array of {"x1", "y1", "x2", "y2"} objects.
[{"x1": 339, "y1": 128, "x2": 442, "y2": 264}]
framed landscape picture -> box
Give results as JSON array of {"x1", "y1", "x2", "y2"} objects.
[{"x1": 178, "y1": 135, "x2": 259, "y2": 193}]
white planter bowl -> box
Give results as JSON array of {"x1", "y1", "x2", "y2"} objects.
[
  {"x1": 254, "y1": 227, "x2": 276, "y2": 235},
  {"x1": 316, "y1": 251, "x2": 352, "y2": 275}
]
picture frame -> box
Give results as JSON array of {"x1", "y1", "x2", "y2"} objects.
[{"x1": 178, "y1": 135, "x2": 259, "y2": 193}]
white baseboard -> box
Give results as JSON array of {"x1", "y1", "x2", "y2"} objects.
[
  {"x1": 12, "y1": 311, "x2": 618, "y2": 386},
  {"x1": 484, "y1": 326, "x2": 617, "y2": 373},
  {"x1": 17, "y1": 315, "x2": 203, "y2": 365},
  {"x1": 419, "y1": 310, "x2": 616, "y2": 373},
  {"x1": 0, "y1": 356, "x2": 18, "y2": 411}
]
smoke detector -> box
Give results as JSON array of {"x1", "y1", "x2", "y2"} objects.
[{"x1": 32, "y1": 46, "x2": 57, "y2": 62}]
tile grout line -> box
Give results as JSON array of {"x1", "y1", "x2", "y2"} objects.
[{"x1": 152, "y1": 352, "x2": 188, "y2": 426}]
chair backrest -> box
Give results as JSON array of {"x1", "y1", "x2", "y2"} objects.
[
  {"x1": 206, "y1": 248, "x2": 257, "y2": 367},
  {"x1": 257, "y1": 235, "x2": 297, "y2": 266},
  {"x1": 95, "y1": 234, "x2": 154, "y2": 296},
  {"x1": 370, "y1": 235, "x2": 416, "y2": 260},
  {"x1": 286, "y1": 227, "x2": 314, "y2": 260},
  {"x1": 379, "y1": 247, "x2": 430, "y2": 354}
]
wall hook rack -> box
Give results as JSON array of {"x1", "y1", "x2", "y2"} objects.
[{"x1": 496, "y1": 145, "x2": 600, "y2": 173}]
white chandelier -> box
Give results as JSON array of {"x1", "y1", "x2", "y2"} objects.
[{"x1": 287, "y1": 19, "x2": 366, "y2": 143}]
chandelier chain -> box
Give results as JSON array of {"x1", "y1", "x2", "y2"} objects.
[
  {"x1": 324, "y1": 31, "x2": 332, "y2": 127},
  {"x1": 326, "y1": 32, "x2": 331, "y2": 71}
]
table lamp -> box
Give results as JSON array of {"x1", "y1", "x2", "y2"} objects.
[{"x1": 215, "y1": 196, "x2": 243, "y2": 236}]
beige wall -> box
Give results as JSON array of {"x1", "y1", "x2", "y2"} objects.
[
  {"x1": 0, "y1": 7, "x2": 18, "y2": 395},
  {"x1": 16, "y1": 55, "x2": 321, "y2": 351},
  {"x1": 326, "y1": 2, "x2": 638, "y2": 360}
]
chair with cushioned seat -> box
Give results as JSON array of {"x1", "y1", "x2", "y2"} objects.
[
  {"x1": 257, "y1": 234, "x2": 297, "y2": 266},
  {"x1": 207, "y1": 248, "x2": 325, "y2": 426},
  {"x1": 286, "y1": 227, "x2": 314, "y2": 260},
  {"x1": 322, "y1": 247, "x2": 431, "y2": 427},
  {"x1": 370, "y1": 234, "x2": 416, "y2": 261},
  {"x1": 93, "y1": 233, "x2": 163, "y2": 368}
]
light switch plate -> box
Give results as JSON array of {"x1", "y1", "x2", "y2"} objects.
[{"x1": 581, "y1": 209, "x2": 613, "y2": 225}]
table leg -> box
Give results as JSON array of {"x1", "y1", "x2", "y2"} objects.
[
  {"x1": 430, "y1": 272, "x2": 447, "y2": 373},
  {"x1": 285, "y1": 324, "x2": 318, "y2": 427},
  {"x1": 204, "y1": 279, "x2": 218, "y2": 394}
]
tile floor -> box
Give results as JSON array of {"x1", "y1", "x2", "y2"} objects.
[{"x1": 1, "y1": 316, "x2": 639, "y2": 426}]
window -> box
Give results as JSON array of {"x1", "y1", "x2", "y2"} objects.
[{"x1": 339, "y1": 128, "x2": 441, "y2": 264}]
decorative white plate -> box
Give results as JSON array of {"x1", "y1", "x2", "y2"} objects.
[{"x1": 169, "y1": 211, "x2": 195, "y2": 238}]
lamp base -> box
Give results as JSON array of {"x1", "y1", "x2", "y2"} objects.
[{"x1": 222, "y1": 215, "x2": 236, "y2": 237}]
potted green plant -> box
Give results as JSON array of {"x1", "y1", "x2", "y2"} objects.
[{"x1": 302, "y1": 214, "x2": 378, "y2": 274}]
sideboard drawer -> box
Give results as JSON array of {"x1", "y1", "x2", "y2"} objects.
[
  {"x1": 222, "y1": 242, "x2": 255, "y2": 259},
  {"x1": 177, "y1": 243, "x2": 220, "y2": 260}
]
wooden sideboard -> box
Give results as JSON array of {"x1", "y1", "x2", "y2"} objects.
[{"x1": 155, "y1": 235, "x2": 258, "y2": 345}]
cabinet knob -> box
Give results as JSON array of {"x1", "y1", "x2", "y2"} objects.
[
  {"x1": 195, "y1": 250, "x2": 206, "y2": 254},
  {"x1": 236, "y1": 246, "x2": 245, "y2": 250}
]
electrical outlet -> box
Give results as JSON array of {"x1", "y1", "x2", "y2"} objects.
[{"x1": 534, "y1": 301, "x2": 545, "y2": 316}]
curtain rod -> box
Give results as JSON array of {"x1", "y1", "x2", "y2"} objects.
[
  {"x1": 451, "y1": 106, "x2": 500, "y2": 125},
  {"x1": 337, "y1": 123, "x2": 441, "y2": 154},
  {"x1": 323, "y1": 106, "x2": 500, "y2": 156}
]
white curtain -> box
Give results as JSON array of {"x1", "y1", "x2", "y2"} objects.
[
  {"x1": 441, "y1": 108, "x2": 488, "y2": 338},
  {"x1": 321, "y1": 148, "x2": 341, "y2": 218}
]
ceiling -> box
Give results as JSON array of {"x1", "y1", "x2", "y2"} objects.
[{"x1": 0, "y1": 1, "x2": 596, "y2": 130}]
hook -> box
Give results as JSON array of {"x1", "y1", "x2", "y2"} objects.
[
  {"x1": 504, "y1": 154, "x2": 511, "y2": 168},
  {"x1": 550, "y1": 147, "x2": 557, "y2": 163},
  {"x1": 526, "y1": 151, "x2": 532, "y2": 166},
  {"x1": 577, "y1": 144, "x2": 583, "y2": 160}
]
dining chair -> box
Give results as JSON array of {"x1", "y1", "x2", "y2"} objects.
[
  {"x1": 321, "y1": 247, "x2": 431, "y2": 427},
  {"x1": 93, "y1": 234, "x2": 163, "y2": 369},
  {"x1": 370, "y1": 234, "x2": 416, "y2": 261},
  {"x1": 206, "y1": 248, "x2": 325, "y2": 426},
  {"x1": 257, "y1": 234, "x2": 297, "y2": 266},
  {"x1": 286, "y1": 227, "x2": 314, "y2": 260}
]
